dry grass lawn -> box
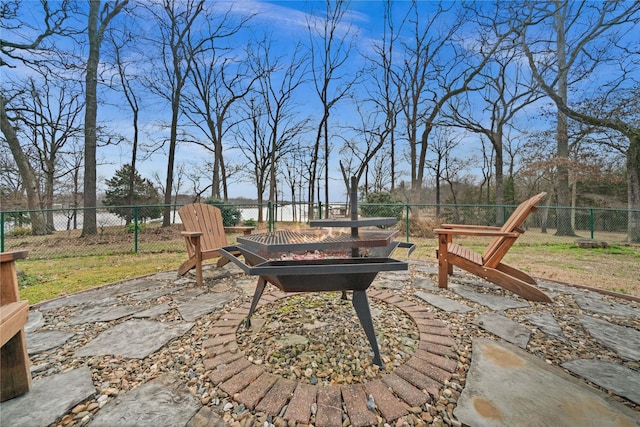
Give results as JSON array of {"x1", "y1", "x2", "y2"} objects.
[
  {"x1": 11, "y1": 223, "x2": 640, "y2": 304},
  {"x1": 410, "y1": 230, "x2": 639, "y2": 298}
]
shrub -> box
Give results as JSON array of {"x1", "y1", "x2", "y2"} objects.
[
  {"x1": 11, "y1": 227, "x2": 32, "y2": 236},
  {"x1": 398, "y1": 216, "x2": 437, "y2": 238},
  {"x1": 360, "y1": 191, "x2": 404, "y2": 221},
  {"x1": 126, "y1": 222, "x2": 146, "y2": 234},
  {"x1": 203, "y1": 198, "x2": 242, "y2": 226},
  {"x1": 243, "y1": 218, "x2": 257, "y2": 227}
]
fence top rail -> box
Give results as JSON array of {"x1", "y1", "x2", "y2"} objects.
[{"x1": 1, "y1": 203, "x2": 638, "y2": 216}]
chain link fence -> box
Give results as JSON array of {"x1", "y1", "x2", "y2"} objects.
[{"x1": 1, "y1": 201, "x2": 636, "y2": 260}]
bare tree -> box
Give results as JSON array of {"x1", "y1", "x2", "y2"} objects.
[
  {"x1": 182, "y1": 12, "x2": 253, "y2": 201},
  {"x1": 0, "y1": 0, "x2": 74, "y2": 234},
  {"x1": 252, "y1": 39, "x2": 309, "y2": 206},
  {"x1": 17, "y1": 75, "x2": 84, "y2": 231},
  {"x1": 234, "y1": 40, "x2": 309, "y2": 222},
  {"x1": 425, "y1": 127, "x2": 462, "y2": 217},
  {"x1": 82, "y1": 0, "x2": 129, "y2": 236},
  {"x1": 106, "y1": 26, "x2": 142, "y2": 208},
  {"x1": 143, "y1": 0, "x2": 206, "y2": 226},
  {"x1": 442, "y1": 151, "x2": 474, "y2": 223},
  {"x1": 0, "y1": 144, "x2": 25, "y2": 210},
  {"x1": 478, "y1": 137, "x2": 494, "y2": 205},
  {"x1": 519, "y1": 0, "x2": 640, "y2": 239},
  {"x1": 281, "y1": 145, "x2": 310, "y2": 222},
  {"x1": 365, "y1": 0, "x2": 401, "y2": 191},
  {"x1": 338, "y1": 104, "x2": 392, "y2": 195},
  {"x1": 394, "y1": 2, "x2": 509, "y2": 202},
  {"x1": 58, "y1": 141, "x2": 84, "y2": 230},
  {"x1": 232, "y1": 98, "x2": 269, "y2": 221},
  {"x1": 307, "y1": 0, "x2": 360, "y2": 218},
  {"x1": 444, "y1": 36, "x2": 542, "y2": 223}
]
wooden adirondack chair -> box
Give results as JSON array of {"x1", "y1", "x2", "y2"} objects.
[
  {"x1": 177, "y1": 203, "x2": 253, "y2": 286},
  {"x1": 434, "y1": 192, "x2": 552, "y2": 302}
]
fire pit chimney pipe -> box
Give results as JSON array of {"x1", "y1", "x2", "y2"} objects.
[{"x1": 351, "y1": 176, "x2": 359, "y2": 258}]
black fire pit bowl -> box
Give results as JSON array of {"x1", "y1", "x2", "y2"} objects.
[
  {"x1": 219, "y1": 245, "x2": 410, "y2": 367},
  {"x1": 249, "y1": 257, "x2": 406, "y2": 292}
]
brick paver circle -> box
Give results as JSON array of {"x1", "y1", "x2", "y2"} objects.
[{"x1": 203, "y1": 288, "x2": 457, "y2": 425}]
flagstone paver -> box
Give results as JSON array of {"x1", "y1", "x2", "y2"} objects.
[
  {"x1": 562, "y1": 359, "x2": 640, "y2": 405},
  {"x1": 473, "y1": 312, "x2": 531, "y2": 348},
  {"x1": 26, "y1": 330, "x2": 74, "y2": 355},
  {"x1": 524, "y1": 311, "x2": 568, "y2": 342},
  {"x1": 67, "y1": 304, "x2": 144, "y2": 325},
  {"x1": 415, "y1": 291, "x2": 474, "y2": 313},
  {"x1": 455, "y1": 338, "x2": 639, "y2": 426},
  {"x1": 578, "y1": 315, "x2": 640, "y2": 361},
  {"x1": 73, "y1": 319, "x2": 194, "y2": 358},
  {"x1": 89, "y1": 373, "x2": 200, "y2": 427},
  {"x1": 177, "y1": 291, "x2": 236, "y2": 321},
  {"x1": 0, "y1": 367, "x2": 95, "y2": 427},
  {"x1": 572, "y1": 292, "x2": 639, "y2": 317},
  {"x1": 450, "y1": 284, "x2": 530, "y2": 310}
]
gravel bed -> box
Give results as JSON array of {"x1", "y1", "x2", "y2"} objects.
[
  {"x1": 236, "y1": 292, "x2": 420, "y2": 385},
  {"x1": 24, "y1": 265, "x2": 639, "y2": 427}
]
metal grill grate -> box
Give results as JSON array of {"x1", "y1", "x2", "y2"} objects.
[{"x1": 236, "y1": 229, "x2": 399, "y2": 253}]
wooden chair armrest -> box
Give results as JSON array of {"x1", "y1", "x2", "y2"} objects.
[
  {"x1": 1, "y1": 301, "x2": 29, "y2": 347},
  {"x1": 439, "y1": 224, "x2": 502, "y2": 231},
  {"x1": 434, "y1": 228, "x2": 520, "y2": 237},
  {"x1": 0, "y1": 251, "x2": 29, "y2": 263},
  {"x1": 181, "y1": 231, "x2": 203, "y2": 237}
]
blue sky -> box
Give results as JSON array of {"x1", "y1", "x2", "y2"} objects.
[
  {"x1": 100, "y1": 0, "x2": 423, "y2": 202},
  {"x1": 6, "y1": 0, "x2": 626, "y2": 204}
]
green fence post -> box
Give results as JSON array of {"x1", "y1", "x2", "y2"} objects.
[
  {"x1": 1, "y1": 211, "x2": 4, "y2": 252},
  {"x1": 405, "y1": 204, "x2": 410, "y2": 242},
  {"x1": 267, "y1": 202, "x2": 273, "y2": 232},
  {"x1": 590, "y1": 208, "x2": 594, "y2": 240},
  {"x1": 134, "y1": 206, "x2": 139, "y2": 254},
  {"x1": 318, "y1": 202, "x2": 322, "y2": 220},
  {"x1": 503, "y1": 206, "x2": 508, "y2": 225}
]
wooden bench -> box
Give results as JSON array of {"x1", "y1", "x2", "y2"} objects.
[{"x1": 1, "y1": 250, "x2": 31, "y2": 402}]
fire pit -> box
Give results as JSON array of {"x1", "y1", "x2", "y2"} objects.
[{"x1": 220, "y1": 178, "x2": 414, "y2": 366}]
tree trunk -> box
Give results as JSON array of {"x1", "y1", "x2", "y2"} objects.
[
  {"x1": 0, "y1": 97, "x2": 49, "y2": 235},
  {"x1": 82, "y1": 0, "x2": 100, "y2": 237},
  {"x1": 44, "y1": 162, "x2": 55, "y2": 233},
  {"x1": 628, "y1": 134, "x2": 640, "y2": 243},
  {"x1": 162, "y1": 101, "x2": 178, "y2": 227},
  {"x1": 494, "y1": 136, "x2": 504, "y2": 226},
  {"x1": 553, "y1": 2, "x2": 575, "y2": 236},
  {"x1": 212, "y1": 136, "x2": 221, "y2": 199}
]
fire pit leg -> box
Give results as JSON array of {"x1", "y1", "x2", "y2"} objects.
[
  {"x1": 351, "y1": 290, "x2": 382, "y2": 367},
  {"x1": 245, "y1": 277, "x2": 267, "y2": 328}
]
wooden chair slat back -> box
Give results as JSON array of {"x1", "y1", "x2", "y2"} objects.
[
  {"x1": 482, "y1": 192, "x2": 547, "y2": 267},
  {"x1": 178, "y1": 204, "x2": 228, "y2": 255}
]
